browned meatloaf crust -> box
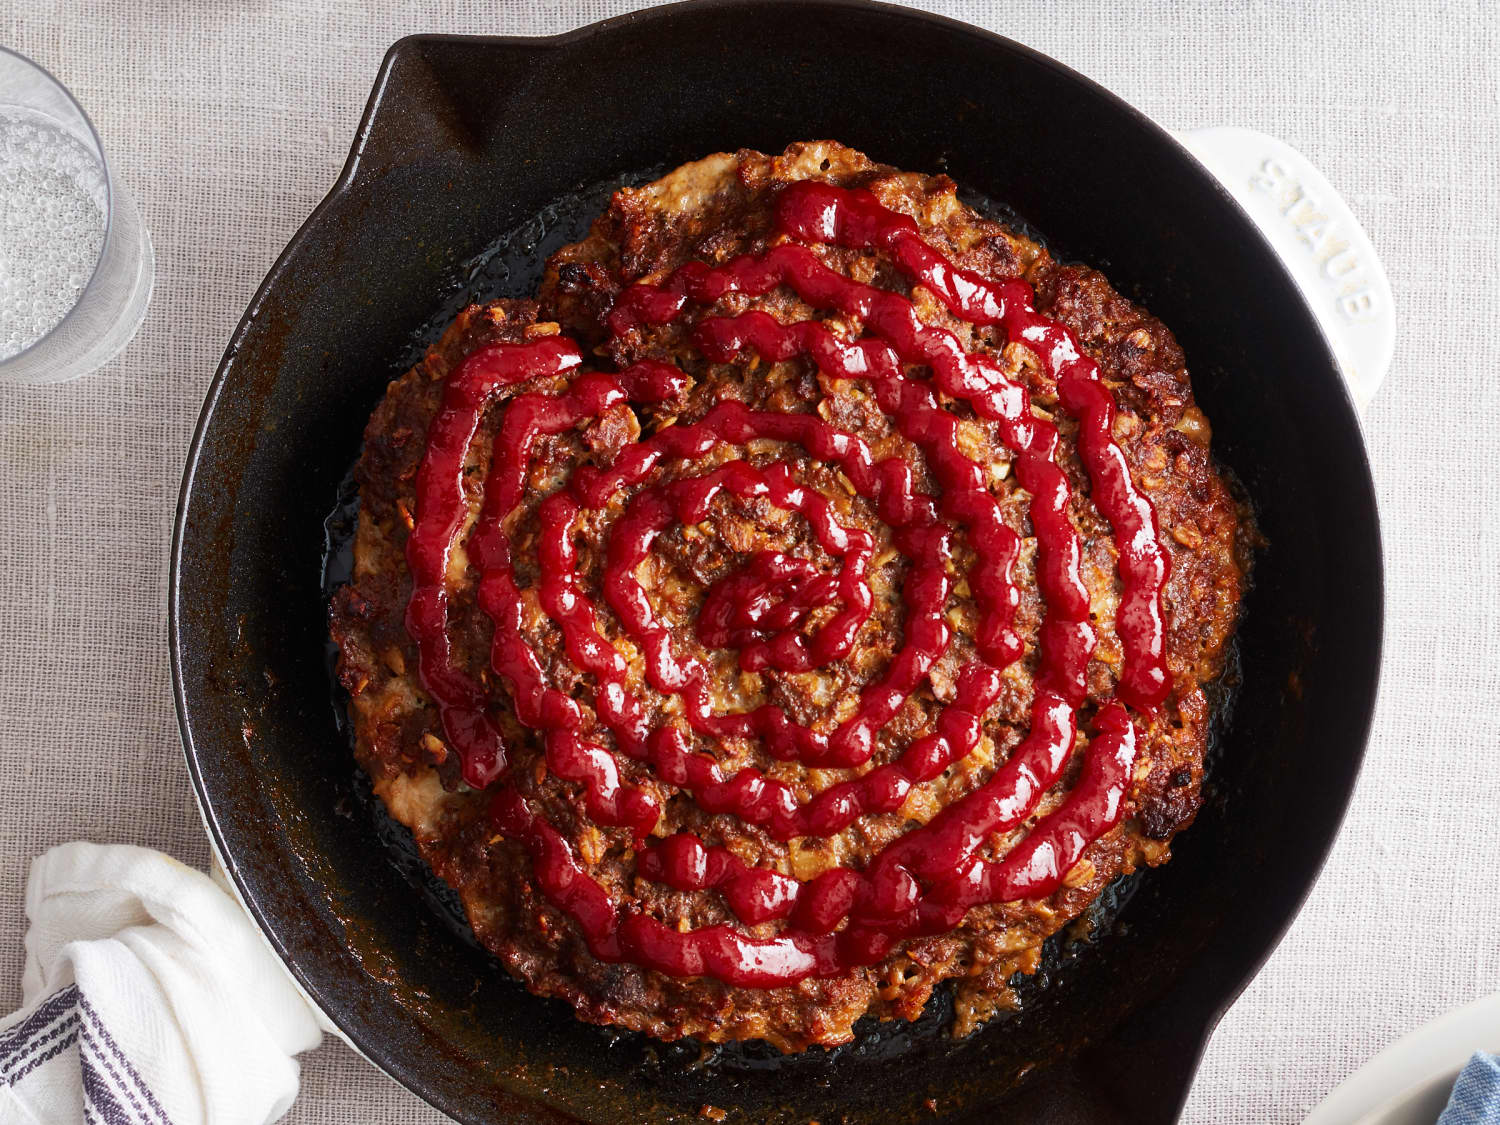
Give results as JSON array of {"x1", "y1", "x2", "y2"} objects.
[{"x1": 329, "y1": 141, "x2": 1253, "y2": 1052}]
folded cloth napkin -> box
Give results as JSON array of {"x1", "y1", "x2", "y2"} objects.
[
  {"x1": 1440, "y1": 1053, "x2": 1500, "y2": 1125},
  {"x1": 0, "y1": 843, "x2": 324, "y2": 1125}
]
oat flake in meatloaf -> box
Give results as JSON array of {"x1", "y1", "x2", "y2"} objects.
[{"x1": 329, "y1": 141, "x2": 1253, "y2": 1052}]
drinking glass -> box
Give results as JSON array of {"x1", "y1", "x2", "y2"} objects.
[{"x1": 0, "y1": 45, "x2": 154, "y2": 385}]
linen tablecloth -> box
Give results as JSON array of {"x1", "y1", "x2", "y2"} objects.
[{"x1": 2, "y1": 2, "x2": 1496, "y2": 1120}]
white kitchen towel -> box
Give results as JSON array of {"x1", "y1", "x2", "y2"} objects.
[{"x1": 0, "y1": 843, "x2": 324, "y2": 1125}]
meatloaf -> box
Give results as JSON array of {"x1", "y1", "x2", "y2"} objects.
[{"x1": 329, "y1": 141, "x2": 1253, "y2": 1052}]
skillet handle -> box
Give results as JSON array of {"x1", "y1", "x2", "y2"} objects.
[{"x1": 1171, "y1": 126, "x2": 1394, "y2": 414}]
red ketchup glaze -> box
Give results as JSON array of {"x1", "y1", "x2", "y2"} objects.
[
  {"x1": 404, "y1": 182, "x2": 1172, "y2": 986},
  {"x1": 638, "y1": 834, "x2": 800, "y2": 925},
  {"x1": 404, "y1": 336, "x2": 584, "y2": 788}
]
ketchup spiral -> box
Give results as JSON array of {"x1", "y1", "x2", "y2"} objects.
[{"x1": 402, "y1": 181, "x2": 1171, "y2": 987}]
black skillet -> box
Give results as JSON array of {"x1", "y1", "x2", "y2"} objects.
[{"x1": 169, "y1": 2, "x2": 1383, "y2": 1121}]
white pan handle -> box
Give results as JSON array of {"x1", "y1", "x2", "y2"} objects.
[{"x1": 1171, "y1": 126, "x2": 1395, "y2": 414}]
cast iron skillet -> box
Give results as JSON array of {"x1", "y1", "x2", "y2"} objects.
[{"x1": 169, "y1": 1, "x2": 1383, "y2": 1121}]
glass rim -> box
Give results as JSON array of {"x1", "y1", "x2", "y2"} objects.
[{"x1": 0, "y1": 43, "x2": 116, "y2": 372}]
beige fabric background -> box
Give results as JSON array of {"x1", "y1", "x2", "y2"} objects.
[{"x1": 0, "y1": 1, "x2": 1495, "y2": 1121}]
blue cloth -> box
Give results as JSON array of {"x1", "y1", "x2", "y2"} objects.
[{"x1": 1439, "y1": 1053, "x2": 1500, "y2": 1124}]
